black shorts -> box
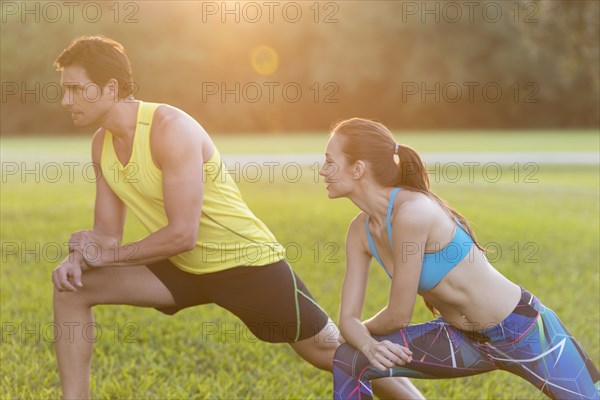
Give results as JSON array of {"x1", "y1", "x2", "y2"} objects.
[{"x1": 146, "y1": 258, "x2": 330, "y2": 343}]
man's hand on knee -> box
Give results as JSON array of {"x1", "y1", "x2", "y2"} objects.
[{"x1": 52, "y1": 252, "x2": 86, "y2": 292}]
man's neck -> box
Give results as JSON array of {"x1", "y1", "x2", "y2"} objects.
[{"x1": 102, "y1": 98, "x2": 140, "y2": 141}]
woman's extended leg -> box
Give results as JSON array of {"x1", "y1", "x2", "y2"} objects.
[
  {"x1": 482, "y1": 297, "x2": 600, "y2": 399},
  {"x1": 333, "y1": 318, "x2": 497, "y2": 400},
  {"x1": 334, "y1": 288, "x2": 600, "y2": 400}
]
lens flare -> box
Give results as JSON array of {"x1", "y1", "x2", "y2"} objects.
[{"x1": 250, "y1": 45, "x2": 279, "y2": 76}]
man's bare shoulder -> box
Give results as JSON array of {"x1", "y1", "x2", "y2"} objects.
[
  {"x1": 154, "y1": 103, "x2": 181, "y2": 121},
  {"x1": 149, "y1": 104, "x2": 210, "y2": 166},
  {"x1": 153, "y1": 104, "x2": 199, "y2": 127},
  {"x1": 152, "y1": 104, "x2": 208, "y2": 140}
]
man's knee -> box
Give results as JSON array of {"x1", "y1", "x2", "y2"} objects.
[
  {"x1": 52, "y1": 274, "x2": 94, "y2": 307},
  {"x1": 291, "y1": 331, "x2": 339, "y2": 372},
  {"x1": 53, "y1": 285, "x2": 84, "y2": 306},
  {"x1": 318, "y1": 337, "x2": 339, "y2": 371}
]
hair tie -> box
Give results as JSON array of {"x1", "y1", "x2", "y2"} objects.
[{"x1": 394, "y1": 143, "x2": 400, "y2": 154}]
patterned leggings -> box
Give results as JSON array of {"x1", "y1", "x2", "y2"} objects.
[{"x1": 333, "y1": 288, "x2": 600, "y2": 399}]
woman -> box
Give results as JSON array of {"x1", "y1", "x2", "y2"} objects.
[{"x1": 320, "y1": 118, "x2": 600, "y2": 400}]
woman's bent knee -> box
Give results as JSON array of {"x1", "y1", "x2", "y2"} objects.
[{"x1": 334, "y1": 342, "x2": 358, "y2": 363}]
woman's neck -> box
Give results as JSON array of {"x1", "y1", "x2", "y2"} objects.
[{"x1": 349, "y1": 184, "x2": 395, "y2": 230}]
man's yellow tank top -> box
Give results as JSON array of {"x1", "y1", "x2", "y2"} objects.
[{"x1": 100, "y1": 101, "x2": 286, "y2": 273}]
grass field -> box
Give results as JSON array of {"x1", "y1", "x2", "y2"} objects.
[{"x1": 1, "y1": 132, "x2": 599, "y2": 399}]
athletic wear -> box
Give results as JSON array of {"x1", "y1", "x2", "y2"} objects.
[
  {"x1": 333, "y1": 287, "x2": 600, "y2": 400},
  {"x1": 365, "y1": 187, "x2": 474, "y2": 293},
  {"x1": 99, "y1": 101, "x2": 329, "y2": 343},
  {"x1": 100, "y1": 101, "x2": 286, "y2": 273},
  {"x1": 146, "y1": 258, "x2": 329, "y2": 343}
]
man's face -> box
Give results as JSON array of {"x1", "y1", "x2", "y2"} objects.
[{"x1": 60, "y1": 65, "x2": 113, "y2": 128}]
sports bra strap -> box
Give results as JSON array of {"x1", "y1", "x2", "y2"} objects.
[
  {"x1": 385, "y1": 187, "x2": 402, "y2": 247},
  {"x1": 365, "y1": 188, "x2": 402, "y2": 279},
  {"x1": 365, "y1": 188, "x2": 475, "y2": 292},
  {"x1": 365, "y1": 216, "x2": 389, "y2": 278}
]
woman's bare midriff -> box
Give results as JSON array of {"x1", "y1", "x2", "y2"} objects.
[{"x1": 422, "y1": 247, "x2": 523, "y2": 332}]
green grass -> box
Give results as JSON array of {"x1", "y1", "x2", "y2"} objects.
[{"x1": 1, "y1": 133, "x2": 599, "y2": 399}]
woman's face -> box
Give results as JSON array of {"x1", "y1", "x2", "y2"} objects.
[{"x1": 320, "y1": 134, "x2": 355, "y2": 199}]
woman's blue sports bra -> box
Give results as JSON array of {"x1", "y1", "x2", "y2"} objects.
[{"x1": 365, "y1": 187, "x2": 475, "y2": 294}]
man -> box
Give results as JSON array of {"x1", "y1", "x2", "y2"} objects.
[{"x1": 52, "y1": 35, "x2": 422, "y2": 399}]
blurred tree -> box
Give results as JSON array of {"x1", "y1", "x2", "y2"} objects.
[
  {"x1": 513, "y1": 0, "x2": 599, "y2": 125},
  {"x1": 0, "y1": 0, "x2": 597, "y2": 134},
  {"x1": 515, "y1": 0, "x2": 599, "y2": 92}
]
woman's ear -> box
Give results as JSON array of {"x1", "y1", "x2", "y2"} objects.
[{"x1": 353, "y1": 160, "x2": 366, "y2": 180}]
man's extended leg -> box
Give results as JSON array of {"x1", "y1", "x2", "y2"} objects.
[
  {"x1": 53, "y1": 265, "x2": 176, "y2": 400},
  {"x1": 290, "y1": 319, "x2": 424, "y2": 399}
]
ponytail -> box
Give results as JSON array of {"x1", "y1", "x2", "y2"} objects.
[
  {"x1": 393, "y1": 143, "x2": 485, "y2": 253},
  {"x1": 394, "y1": 144, "x2": 429, "y2": 192}
]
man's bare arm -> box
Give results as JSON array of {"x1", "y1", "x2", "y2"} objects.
[{"x1": 54, "y1": 128, "x2": 128, "y2": 291}]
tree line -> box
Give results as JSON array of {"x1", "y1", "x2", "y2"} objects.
[{"x1": 1, "y1": 0, "x2": 598, "y2": 134}]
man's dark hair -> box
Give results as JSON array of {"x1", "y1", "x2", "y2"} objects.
[{"x1": 54, "y1": 35, "x2": 134, "y2": 99}]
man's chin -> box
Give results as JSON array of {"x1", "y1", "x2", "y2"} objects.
[{"x1": 72, "y1": 118, "x2": 98, "y2": 129}]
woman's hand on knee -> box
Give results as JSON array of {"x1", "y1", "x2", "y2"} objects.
[{"x1": 363, "y1": 339, "x2": 413, "y2": 371}]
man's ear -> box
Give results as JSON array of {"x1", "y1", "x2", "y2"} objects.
[{"x1": 104, "y1": 78, "x2": 119, "y2": 100}]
